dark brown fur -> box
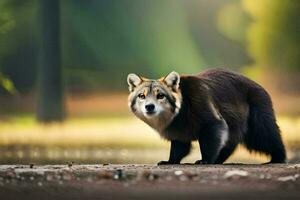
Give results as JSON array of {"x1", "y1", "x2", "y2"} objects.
[{"x1": 159, "y1": 68, "x2": 286, "y2": 164}]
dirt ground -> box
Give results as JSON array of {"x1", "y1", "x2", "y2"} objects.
[{"x1": 0, "y1": 164, "x2": 299, "y2": 200}]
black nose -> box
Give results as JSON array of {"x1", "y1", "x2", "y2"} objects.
[{"x1": 145, "y1": 104, "x2": 155, "y2": 112}]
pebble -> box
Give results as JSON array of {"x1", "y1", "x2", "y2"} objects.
[
  {"x1": 113, "y1": 169, "x2": 123, "y2": 180},
  {"x1": 224, "y1": 170, "x2": 249, "y2": 179},
  {"x1": 287, "y1": 164, "x2": 300, "y2": 169},
  {"x1": 174, "y1": 170, "x2": 184, "y2": 176},
  {"x1": 277, "y1": 174, "x2": 299, "y2": 182}
]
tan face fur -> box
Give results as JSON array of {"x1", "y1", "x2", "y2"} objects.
[{"x1": 127, "y1": 72, "x2": 182, "y2": 132}]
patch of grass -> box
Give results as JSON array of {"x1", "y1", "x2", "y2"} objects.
[
  {"x1": 0, "y1": 115, "x2": 299, "y2": 164},
  {"x1": 0, "y1": 115, "x2": 299, "y2": 147},
  {"x1": 0, "y1": 115, "x2": 166, "y2": 149}
]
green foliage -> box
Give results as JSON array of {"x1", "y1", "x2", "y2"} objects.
[
  {"x1": 0, "y1": 0, "x2": 253, "y2": 92},
  {"x1": 0, "y1": 0, "x2": 38, "y2": 93},
  {"x1": 0, "y1": 1, "x2": 14, "y2": 61},
  {"x1": 62, "y1": 1, "x2": 205, "y2": 75},
  {"x1": 243, "y1": 0, "x2": 300, "y2": 71},
  {"x1": 0, "y1": 1, "x2": 16, "y2": 94},
  {"x1": 0, "y1": 73, "x2": 17, "y2": 94},
  {"x1": 0, "y1": 9, "x2": 15, "y2": 34}
]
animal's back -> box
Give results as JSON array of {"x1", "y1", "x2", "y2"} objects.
[
  {"x1": 196, "y1": 69, "x2": 255, "y2": 128},
  {"x1": 198, "y1": 68, "x2": 261, "y2": 101}
]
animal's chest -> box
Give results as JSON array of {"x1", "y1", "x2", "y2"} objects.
[{"x1": 158, "y1": 128, "x2": 199, "y2": 142}]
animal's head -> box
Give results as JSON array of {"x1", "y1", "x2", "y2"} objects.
[{"x1": 127, "y1": 71, "x2": 182, "y2": 131}]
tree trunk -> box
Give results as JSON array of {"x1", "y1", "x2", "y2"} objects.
[{"x1": 37, "y1": 0, "x2": 65, "y2": 122}]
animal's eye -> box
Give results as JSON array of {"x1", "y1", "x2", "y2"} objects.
[
  {"x1": 157, "y1": 93, "x2": 165, "y2": 99},
  {"x1": 138, "y1": 93, "x2": 145, "y2": 99}
]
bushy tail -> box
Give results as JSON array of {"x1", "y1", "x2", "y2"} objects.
[{"x1": 244, "y1": 87, "x2": 286, "y2": 163}]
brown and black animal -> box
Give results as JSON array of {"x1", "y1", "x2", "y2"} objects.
[{"x1": 127, "y1": 69, "x2": 286, "y2": 164}]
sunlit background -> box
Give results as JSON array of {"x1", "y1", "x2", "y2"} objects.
[{"x1": 0, "y1": 0, "x2": 300, "y2": 164}]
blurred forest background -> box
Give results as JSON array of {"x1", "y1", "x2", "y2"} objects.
[{"x1": 0, "y1": 0, "x2": 300, "y2": 164}]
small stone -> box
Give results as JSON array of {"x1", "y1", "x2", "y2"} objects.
[
  {"x1": 113, "y1": 174, "x2": 119, "y2": 180},
  {"x1": 29, "y1": 163, "x2": 34, "y2": 169},
  {"x1": 174, "y1": 170, "x2": 184, "y2": 176},
  {"x1": 224, "y1": 170, "x2": 249, "y2": 179},
  {"x1": 287, "y1": 164, "x2": 300, "y2": 169},
  {"x1": 278, "y1": 174, "x2": 299, "y2": 182},
  {"x1": 113, "y1": 169, "x2": 123, "y2": 180}
]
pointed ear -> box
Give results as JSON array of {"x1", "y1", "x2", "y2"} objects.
[
  {"x1": 127, "y1": 73, "x2": 142, "y2": 92},
  {"x1": 163, "y1": 71, "x2": 180, "y2": 91}
]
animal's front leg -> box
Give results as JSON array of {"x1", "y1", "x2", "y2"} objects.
[
  {"x1": 158, "y1": 140, "x2": 191, "y2": 165},
  {"x1": 196, "y1": 119, "x2": 229, "y2": 164}
]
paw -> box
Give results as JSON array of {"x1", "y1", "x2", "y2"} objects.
[
  {"x1": 157, "y1": 161, "x2": 177, "y2": 165},
  {"x1": 195, "y1": 160, "x2": 209, "y2": 165}
]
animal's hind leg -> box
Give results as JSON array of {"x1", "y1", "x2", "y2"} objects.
[
  {"x1": 196, "y1": 119, "x2": 229, "y2": 164},
  {"x1": 215, "y1": 142, "x2": 237, "y2": 164}
]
